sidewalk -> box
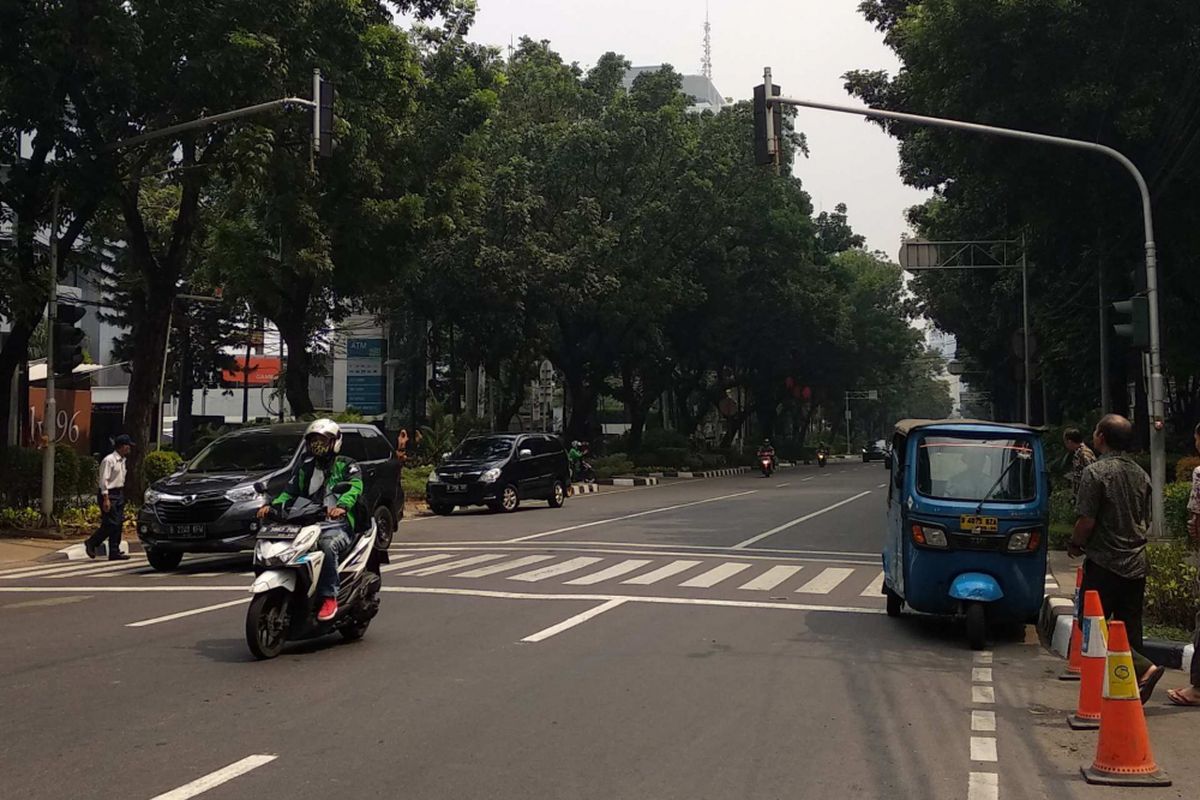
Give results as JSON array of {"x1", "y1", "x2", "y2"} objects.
[{"x1": 0, "y1": 536, "x2": 77, "y2": 568}]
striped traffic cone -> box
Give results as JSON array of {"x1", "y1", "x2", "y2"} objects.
[
  {"x1": 1067, "y1": 590, "x2": 1107, "y2": 730},
  {"x1": 1058, "y1": 566, "x2": 1084, "y2": 681},
  {"x1": 1081, "y1": 621, "x2": 1171, "y2": 786}
]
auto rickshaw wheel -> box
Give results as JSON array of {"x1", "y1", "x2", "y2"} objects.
[
  {"x1": 885, "y1": 586, "x2": 903, "y2": 618},
  {"x1": 966, "y1": 602, "x2": 987, "y2": 651}
]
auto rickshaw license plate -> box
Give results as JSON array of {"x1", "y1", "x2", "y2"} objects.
[{"x1": 960, "y1": 515, "x2": 998, "y2": 532}]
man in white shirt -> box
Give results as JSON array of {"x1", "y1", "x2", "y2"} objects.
[{"x1": 85, "y1": 434, "x2": 133, "y2": 560}]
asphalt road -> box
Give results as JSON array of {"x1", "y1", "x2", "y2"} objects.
[{"x1": 2, "y1": 460, "x2": 1183, "y2": 799}]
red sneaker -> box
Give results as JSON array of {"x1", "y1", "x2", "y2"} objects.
[{"x1": 317, "y1": 597, "x2": 338, "y2": 622}]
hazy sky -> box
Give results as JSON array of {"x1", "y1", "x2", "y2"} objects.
[{"x1": 447, "y1": 0, "x2": 931, "y2": 254}]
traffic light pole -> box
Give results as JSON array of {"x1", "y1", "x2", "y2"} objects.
[
  {"x1": 762, "y1": 71, "x2": 1167, "y2": 537},
  {"x1": 40, "y1": 186, "x2": 60, "y2": 524}
]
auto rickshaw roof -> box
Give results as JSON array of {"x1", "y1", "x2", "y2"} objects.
[{"x1": 892, "y1": 418, "x2": 1043, "y2": 437}]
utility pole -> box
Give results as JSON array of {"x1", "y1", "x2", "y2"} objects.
[
  {"x1": 761, "y1": 72, "x2": 1167, "y2": 536},
  {"x1": 40, "y1": 186, "x2": 60, "y2": 524},
  {"x1": 1021, "y1": 234, "x2": 1031, "y2": 425},
  {"x1": 1098, "y1": 271, "x2": 1111, "y2": 412}
]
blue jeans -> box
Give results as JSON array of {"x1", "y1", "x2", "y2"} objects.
[{"x1": 316, "y1": 527, "x2": 352, "y2": 599}]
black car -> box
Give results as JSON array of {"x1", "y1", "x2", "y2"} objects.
[
  {"x1": 862, "y1": 439, "x2": 889, "y2": 463},
  {"x1": 137, "y1": 423, "x2": 400, "y2": 571},
  {"x1": 427, "y1": 433, "x2": 570, "y2": 515}
]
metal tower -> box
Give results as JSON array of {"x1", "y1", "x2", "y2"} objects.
[{"x1": 701, "y1": 2, "x2": 712, "y2": 80}]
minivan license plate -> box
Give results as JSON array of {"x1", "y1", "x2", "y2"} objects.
[
  {"x1": 959, "y1": 515, "x2": 998, "y2": 532},
  {"x1": 447, "y1": 484, "x2": 468, "y2": 494},
  {"x1": 169, "y1": 523, "x2": 207, "y2": 538}
]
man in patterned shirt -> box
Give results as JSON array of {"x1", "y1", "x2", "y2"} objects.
[
  {"x1": 1063, "y1": 427, "x2": 1096, "y2": 504},
  {"x1": 1069, "y1": 414, "x2": 1165, "y2": 703}
]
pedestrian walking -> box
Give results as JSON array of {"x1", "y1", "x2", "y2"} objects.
[
  {"x1": 1063, "y1": 426, "x2": 1096, "y2": 503},
  {"x1": 1068, "y1": 413, "x2": 1165, "y2": 702},
  {"x1": 85, "y1": 434, "x2": 133, "y2": 561},
  {"x1": 1167, "y1": 421, "x2": 1200, "y2": 707}
]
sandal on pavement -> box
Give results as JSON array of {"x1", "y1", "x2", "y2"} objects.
[
  {"x1": 1167, "y1": 688, "x2": 1200, "y2": 707},
  {"x1": 1139, "y1": 665, "x2": 1166, "y2": 705}
]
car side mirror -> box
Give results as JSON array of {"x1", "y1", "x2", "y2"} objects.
[
  {"x1": 519, "y1": 448, "x2": 533, "y2": 459},
  {"x1": 883, "y1": 454, "x2": 892, "y2": 470}
]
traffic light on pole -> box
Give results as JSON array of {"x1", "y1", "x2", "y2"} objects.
[
  {"x1": 316, "y1": 76, "x2": 335, "y2": 158},
  {"x1": 1112, "y1": 296, "x2": 1150, "y2": 349},
  {"x1": 53, "y1": 302, "x2": 86, "y2": 377},
  {"x1": 753, "y1": 82, "x2": 783, "y2": 167}
]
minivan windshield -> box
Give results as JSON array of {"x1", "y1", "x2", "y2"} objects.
[
  {"x1": 188, "y1": 430, "x2": 300, "y2": 473},
  {"x1": 916, "y1": 436, "x2": 1035, "y2": 502},
  {"x1": 452, "y1": 437, "x2": 515, "y2": 461}
]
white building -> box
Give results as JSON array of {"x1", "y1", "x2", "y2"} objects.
[{"x1": 622, "y1": 67, "x2": 727, "y2": 114}]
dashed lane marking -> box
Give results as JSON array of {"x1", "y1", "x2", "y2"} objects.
[
  {"x1": 149, "y1": 754, "x2": 277, "y2": 800},
  {"x1": 731, "y1": 491, "x2": 873, "y2": 549},
  {"x1": 520, "y1": 598, "x2": 626, "y2": 643},
  {"x1": 126, "y1": 598, "x2": 251, "y2": 628}
]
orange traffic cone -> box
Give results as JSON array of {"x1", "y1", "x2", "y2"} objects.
[
  {"x1": 1059, "y1": 566, "x2": 1084, "y2": 681},
  {"x1": 1081, "y1": 621, "x2": 1171, "y2": 786},
  {"x1": 1067, "y1": 589, "x2": 1107, "y2": 730}
]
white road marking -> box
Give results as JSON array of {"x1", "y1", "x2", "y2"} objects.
[
  {"x1": 731, "y1": 491, "x2": 873, "y2": 549},
  {"x1": 860, "y1": 570, "x2": 884, "y2": 597},
  {"x1": 380, "y1": 553, "x2": 455, "y2": 573},
  {"x1": 621, "y1": 560, "x2": 701, "y2": 585},
  {"x1": 738, "y1": 565, "x2": 802, "y2": 591},
  {"x1": 393, "y1": 541, "x2": 879, "y2": 562},
  {"x1": 520, "y1": 598, "x2": 626, "y2": 642},
  {"x1": 877, "y1": 483, "x2": 887, "y2": 489},
  {"x1": 0, "y1": 559, "x2": 149, "y2": 580},
  {"x1": 970, "y1": 736, "x2": 997, "y2": 762},
  {"x1": 967, "y1": 772, "x2": 999, "y2": 800},
  {"x1": 775, "y1": 482, "x2": 790, "y2": 488},
  {"x1": 507, "y1": 557, "x2": 603, "y2": 582},
  {"x1": 972, "y1": 686, "x2": 995, "y2": 704},
  {"x1": 505, "y1": 490, "x2": 758, "y2": 543},
  {"x1": 801, "y1": 477, "x2": 814, "y2": 482},
  {"x1": 382, "y1": 585, "x2": 888, "y2": 615},
  {"x1": 679, "y1": 562, "x2": 751, "y2": 588},
  {"x1": 150, "y1": 754, "x2": 277, "y2": 800},
  {"x1": 402, "y1": 554, "x2": 506, "y2": 576},
  {"x1": 454, "y1": 554, "x2": 555, "y2": 578},
  {"x1": 795, "y1": 567, "x2": 854, "y2": 595},
  {"x1": 972, "y1": 667, "x2": 993, "y2": 683},
  {"x1": 126, "y1": 598, "x2": 252, "y2": 627},
  {"x1": 564, "y1": 559, "x2": 652, "y2": 586},
  {"x1": 975, "y1": 651, "x2": 993, "y2": 664},
  {"x1": 1, "y1": 595, "x2": 90, "y2": 609},
  {"x1": 0, "y1": 583, "x2": 888, "y2": 615},
  {"x1": 971, "y1": 711, "x2": 996, "y2": 732}
]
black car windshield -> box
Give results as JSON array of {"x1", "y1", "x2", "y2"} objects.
[
  {"x1": 453, "y1": 437, "x2": 515, "y2": 461},
  {"x1": 916, "y1": 436, "x2": 1035, "y2": 502},
  {"x1": 188, "y1": 430, "x2": 299, "y2": 473}
]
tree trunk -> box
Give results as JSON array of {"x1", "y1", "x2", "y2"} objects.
[
  {"x1": 563, "y1": 369, "x2": 598, "y2": 443},
  {"x1": 277, "y1": 317, "x2": 315, "y2": 417},
  {"x1": 123, "y1": 299, "x2": 172, "y2": 498},
  {"x1": 0, "y1": 318, "x2": 38, "y2": 447}
]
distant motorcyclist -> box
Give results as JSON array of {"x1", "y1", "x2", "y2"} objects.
[
  {"x1": 257, "y1": 419, "x2": 363, "y2": 622},
  {"x1": 568, "y1": 440, "x2": 593, "y2": 482},
  {"x1": 757, "y1": 438, "x2": 777, "y2": 469}
]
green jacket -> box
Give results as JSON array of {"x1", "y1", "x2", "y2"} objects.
[{"x1": 272, "y1": 455, "x2": 364, "y2": 529}]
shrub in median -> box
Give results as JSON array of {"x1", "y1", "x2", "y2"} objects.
[
  {"x1": 143, "y1": 450, "x2": 184, "y2": 485},
  {"x1": 1145, "y1": 539, "x2": 1200, "y2": 630},
  {"x1": 1176, "y1": 456, "x2": 1200, "y2": 483},
  {"x1": 592, "y1": 454, "x2": 635, "y2": 479}
]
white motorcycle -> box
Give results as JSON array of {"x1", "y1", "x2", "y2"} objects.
[{"x1": 246, "y1": 486, "x2": 387, "y2": 659}]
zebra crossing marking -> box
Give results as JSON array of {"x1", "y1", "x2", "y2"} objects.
[
  {"x1": 454, "y1": 554, "x2": 556, "y2": 578},
  {"x1": 507, "y1": 557, "x2": 603, "y2": 582},
  {"x1": 564, "y1": 559, "x2": 652, "y2": 586},
  {"x1": 402, "y1": 554, "x2": 507, "y2": 576},
  {"x1": 738, "y1": 565, "x2": 803, "y2": 591},
  {"x1": 679, "y1": 562, "x2": 752, "y2": 588},
  {"x1": 621, "y1": 560, "x2": 701, "y2": 585},
  {"x1": 796, "y1": 567, "x2": 854, "y2": 595}
]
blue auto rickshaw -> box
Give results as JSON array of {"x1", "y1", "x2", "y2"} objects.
[{"x1": 881, "y1": 419, "x2": 1049, "y2": 649}]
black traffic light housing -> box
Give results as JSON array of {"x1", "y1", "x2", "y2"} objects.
[
  {"x1": 317, "y1": 77, "x2": 335, "y2": 158},
  {"x1": 53, "y1": 302, "x2": 86, "y2": 376},
  {"x1": 1112, "y1": 267, "x2": 1150, "y2": 349},
  {"x1": 753, "y1": 82, "x2": 783, "y2": 167}
]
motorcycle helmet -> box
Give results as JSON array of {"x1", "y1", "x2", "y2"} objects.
[{"x1": 304, "y1": 418, "x2": 342, "y2": 460}]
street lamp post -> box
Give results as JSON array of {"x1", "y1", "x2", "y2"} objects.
[{"x1": 763, "y1": 71, "x2": 1167, "y2": 537}]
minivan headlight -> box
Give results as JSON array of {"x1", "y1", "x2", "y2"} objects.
[
  {"x1": 144, "y1": 488, "x2": 162, "y2": 505},
  {"x1": 225, "y1": 484, "x2": 264, "y2": 504},
  {"x1": 427, "y1": 471, "x2": 442, "y2": 484},
  {"x1": 480, "y1": 467, "x2": 502, "y2": 483}
]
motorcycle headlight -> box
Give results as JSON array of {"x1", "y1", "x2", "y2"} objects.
[
  {"x1": 144, "y1": 488, "x2": 162, "y2": 505},
  {"x1": 480, "y1": 467, "x2": 502, "y2": 483},
  {"x1": 225, "y1": 484, "x2": 264, "y2": 504}
]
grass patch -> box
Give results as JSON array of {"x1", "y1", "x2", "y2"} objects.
[
  {"x1": 1145, "y1": 624, "x2": 1193, "y2": 643},
  {"x1": 401, "y1": 465, "x2": 432, "y2": 499},
  {"x1": 1048, "y1": 522, "x2": 1073, "y2": 551}
]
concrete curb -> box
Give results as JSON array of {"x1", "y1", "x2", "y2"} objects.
[
  {"x1": 568, "y1": 483, "x2": 599, "y2": 496},
  {"x1": 596, "y1": 476, "x2": 660, "y2": 487},
  {"x1": 57, "y1": 541, "x2": 131, "y2": 561},
  {"x1": 646, "y1": 466, "x2": 753, "y2": 479},
  {"x1": 1037, "y1": 592, "x2": 1194, "y2": 673}
]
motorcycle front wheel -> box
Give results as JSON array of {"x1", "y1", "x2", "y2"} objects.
[{"x1": 246, "y1": 588, "x2": 290, "y2": 660}]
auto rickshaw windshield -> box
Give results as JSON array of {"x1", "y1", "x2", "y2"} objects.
[{"x1": 916, "y1": 436, "x2": 1035, "y2": 502}]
